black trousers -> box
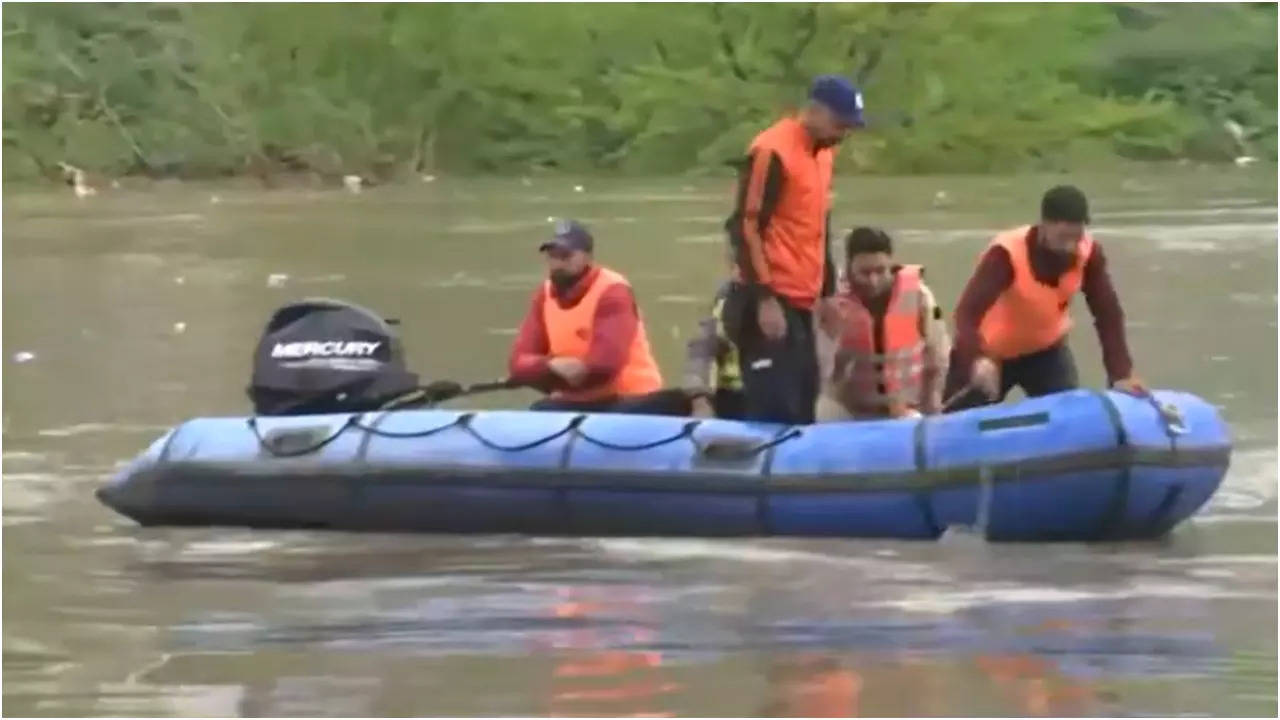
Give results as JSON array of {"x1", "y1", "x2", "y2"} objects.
[
  {"x1": 711, "y1": 387, "x2": 747, "y2": 421},
  {"x1": 723, "y1": 287, "x2": 819, "y2": 425},
  {"x1": 943, "y1": 341, "x2": 1079, "y2": 412}
]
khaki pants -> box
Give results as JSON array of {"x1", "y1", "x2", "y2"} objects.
[
  {"x1": 814, "y1": 393, "x2": 854, "y2": 422},
  {"x1": 814, "y1": 393, "x2": 899, "y2": 422}
]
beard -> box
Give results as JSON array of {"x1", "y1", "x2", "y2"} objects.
[{"x1": 550, "y1": 267, "x2": 587, "y2": 292}]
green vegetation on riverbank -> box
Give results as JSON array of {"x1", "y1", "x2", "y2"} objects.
[{"x1": 3, "y1": 3, "x2": 1275, "y2": 182}]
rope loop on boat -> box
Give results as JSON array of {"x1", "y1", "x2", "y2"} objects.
[
  {"x1": 575, "y1": 420, "x2": 701, "y2": 451},
  {"x1": 249, "y1": 412, "x2": 805, "y2": 459},
  {"x1": 460, "y1": 413, "x2": 586, "y2": 452},
  {"x1": 350, "y1": 413, "x2": 468, "y2": 439},
  {"x1": 744, "y1": 427, "x2": 803, "y2": 455}
]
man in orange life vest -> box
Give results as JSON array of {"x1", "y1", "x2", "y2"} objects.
[
  {"x1": 815, "y1": 227, "x2": 950, "y2": 421},
  {"x1": 944, "y1": 185, "x2": 1147, "y2": 410},
  {"x1": 507, "y1": 219, "x2": 667, "y2": 413},
  {"x1": 722, "y1": 74, "x2": 865, "y2": 425}
]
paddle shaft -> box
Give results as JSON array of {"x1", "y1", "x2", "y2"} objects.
[
  {"x1": 941, "y1": 383, "x2": 979, "y2": 412},
  {"x1": 461, "y1": 379, "x2": 518, "y2": 395}
]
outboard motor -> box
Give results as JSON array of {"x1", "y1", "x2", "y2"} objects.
[{"x1": 248, "y1": 298, "x2": 422, "y2": 415}]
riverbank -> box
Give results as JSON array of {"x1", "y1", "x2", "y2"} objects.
[
  {"x1": 8, "y1": 159, "x2": 1276, "y2": 200},
  {"x1": 4, "y1": 4, "x2": 1275, "y2": 182}
]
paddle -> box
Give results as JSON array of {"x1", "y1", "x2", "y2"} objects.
[
  {"x1": 423, "y1": 378, "x2": 519, "y2": 404},
  {"x1": 373, "y1": 378, "x2": 519, "y2": 411},
  {"x1": 941, "y1": 383, "x2": 980, "y2": 412}
]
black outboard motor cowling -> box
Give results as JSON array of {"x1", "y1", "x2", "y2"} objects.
[{"x1": 248, "y1": 298, "x2": 420, "y2": 415}]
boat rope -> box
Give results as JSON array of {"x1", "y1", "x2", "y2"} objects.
[
  {"x1": 350, "y1": 414, "x2": 466, "y2": 439},
  {"x1": 740, "y1": 427, "x2": 803, "y2": 455},
  {"x1": 460, "y1": 413, "x2": 586, "y2": 452},
  {"x1": 250, "y1": 413, "x2": 803, "y2": 459},
  {"x1": 575, "y1": 420, "x2": 700, "y2": 451}
]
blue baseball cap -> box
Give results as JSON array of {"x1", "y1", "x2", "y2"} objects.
[
  {"x1": 809, "y1": 74, "x2": 866, "y2": 128},
  {"x1": 539, "y1": 218, "x2": 594, "y2": 253}
]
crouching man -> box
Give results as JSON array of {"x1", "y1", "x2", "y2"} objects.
[{"x1": 815, "y1": 227, "x2": 949, "y2": 421}]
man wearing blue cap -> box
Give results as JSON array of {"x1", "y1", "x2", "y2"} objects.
[
  {"x1": 721, "y1": 74, "x2": 865, "y2": 424},
  {"x1": 507, "y1": 218, "x2": 668, "y2": 413}
]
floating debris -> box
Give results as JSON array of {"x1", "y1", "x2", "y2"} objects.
[
  {"x1": 172, "y1": 322, "x2": 187, "y2": 334},
  {"x1": 932, "y1": 190, "x2": 953, "y2": 208},
  {"x1": 1234, "y1": 156, "x2": 1258, "y2": 168},
  {"x1": 342, "y1": 175, "x2": 364, "y2": 193},
  {"x1": 1224, "y1": 119, "x2": 1247, "y2": 145},
  {"x1": 521, "y1": 177, "x2": 533, "y2": 187},
  {"x1": 174, "y1": 276, "x2": 186, "y2": 285},
  {"x1": 573, "y1": 184, "x2": 585, "y2": 193},
  {"x1": 209, "y1": 195, "x2": 222, "y2": 205},
  {"x1": 58, "y1": 162, "x2": 97, "y2": 198},
  {"x1": 266, "y1": 273, "x2": 289, "y2": 288},
  {"x1": 13, "y1": 351, "x2": 35, "y2": 363},
  {"x1": 420, "y1": 174, "x2": 437, "y2": 183}
]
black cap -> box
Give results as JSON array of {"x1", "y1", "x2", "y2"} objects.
[
  {"x1": 539, "y1": 218, "x2": 594, "y2": 253},
  {"x1": 1041, "y1": 185, "x2": 1090, "y2": 223}
]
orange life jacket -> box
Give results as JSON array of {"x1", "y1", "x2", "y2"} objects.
[
  {"x1": 542, "y1": 266, "x2": 663, "y2": 402},
  {"x1": 831, "y1": 265, "x2": 926, "y2": 413},
  {"x1": 746, "y1": 116, "x2": 834, "y2": 309},
  {"x1": 978, "y1": 226, "x2": 1095, "y2": 360}
]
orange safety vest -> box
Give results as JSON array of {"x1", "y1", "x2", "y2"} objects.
[
  {"x1": 978, "y1": 226, "x2": 1095, "y2": 360},
  {"x1": 542, "y1": 266, "x2": 663, "y2": 402},
  {"x1": 831, "y1": 265, "x2": 926, "y2": 413},
  {"x1": 746, "y1": 117, "x2": 834, "y2": 309}
]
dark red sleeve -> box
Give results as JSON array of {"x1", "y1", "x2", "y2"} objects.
[
  {"x1": 580, "y1": 283, "x2": 639, "y2": 388},
  {"x1": 951, "y1": 246, "x2": 1015, "y2": 373},
  {"x1": 507, "y1": 287, "x2": 556, "y2": 388},
  {"x1": 1080, "y1": 243, "x2": 1134, "y2": 383}
]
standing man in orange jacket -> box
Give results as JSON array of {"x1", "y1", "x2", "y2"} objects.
[
  {"x1": 722, "y1": 74, "x2": 866, "y2": 424},
  {"x1": 944, "y1": 185, "x2": 1147, "y2": 409}
]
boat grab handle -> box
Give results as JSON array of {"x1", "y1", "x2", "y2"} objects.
[
  {"x1": 695, "y1": 428, "x2": 803, "y2": 461},
  {"x1": 977, "y1": 412, "x2": 1050, "y2": 432},
  {"x1": 1146, "y1": 395, "x2": 1188, "y2": 436},
  {"x1": 249, "y1": 417, "x2": 355, "y2": 457}
]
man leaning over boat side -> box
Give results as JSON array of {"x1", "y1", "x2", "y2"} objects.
[
  {"x1": 943, "y1": 185, "x2": 1147, "y2": 410},
  {"x1": 507, "y1": 219, "x2": 679, "y2": 415},
  {"x1": 814, "y1": 227, "x2": 950, "y2": 421}
]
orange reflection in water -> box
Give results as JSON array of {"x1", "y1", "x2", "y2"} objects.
[
  {"x1": 762, "y1": 648, "x2": 1099, "y2": 717},
  {"x1": 769, "y1": 653, "x2": 864, "y2": 717},
  {"x1": 543, "y1": 588, "x2": 681, "y2": 717},
  {"x1": 976, "y1": 652, "x2": 1098, "y2": 717}
]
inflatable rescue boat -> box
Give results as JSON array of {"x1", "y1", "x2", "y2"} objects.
[{"x1": 96, "y1": 389, "x2": 1230, "y2": 541}]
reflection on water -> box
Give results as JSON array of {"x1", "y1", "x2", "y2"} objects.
[
  {"x1": 542, "y1": 587, "x2": 679, "y2": 717},
  {"x1": 3, "y1": 169, "x2": 1276, "y2": 716}
]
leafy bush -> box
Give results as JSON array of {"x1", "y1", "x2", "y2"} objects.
[{"x1": 3, "y1": 3, "x2": 1274, "y2": 180}]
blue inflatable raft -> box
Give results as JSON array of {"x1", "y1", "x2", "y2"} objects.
[{"x1": 96, "y1": 389, "x2": 1230, "y2": 541}]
